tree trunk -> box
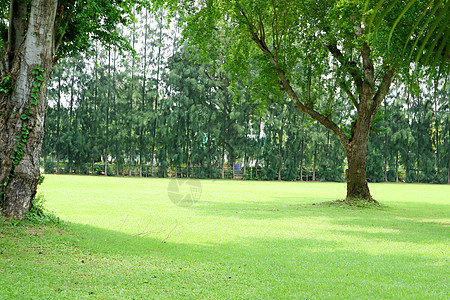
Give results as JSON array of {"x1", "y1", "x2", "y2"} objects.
[
  {"x1": 300, "y1": 159, "x2": 303, "y2": 181},
  {"x1": 128, "y1": 149, "x2": 132, "y2": 177},
  {"x1": 0, "y1": 0, "x2": 57, "y2": 219},
  {"x1": 346, "y1": 151, "x2": 371, "y2": 200},
  {"x1": 344, "y1": 116, "x2": 373, "y2": 201},
  {"x1": 384, "y1": 159, "x2": 388, "y2": 182},
  {"x1": 395, "y1": 154, "x2": 399, "y2": 182},
  {"x1": 221, "y1": 145, "x2": 225, "y2": 179},
  {"x1": 151, "y1": 147, "x2": 155, "y2": 177},
  {"x1": 104, "y1": 153, "x2": 108, "y2": 176},
  {"x1": 56, "y1": 154, "x2": 60, "y2": 174},
  {"x1": 300, "y1": 137, "x2": 304, "y2": 181},
  {"x1": 278, "y1": 153, "x2": 282, "y2": 181},
  {"x1": 232, "y1": 158, "x2": 235, "y2": 179},
  {"x1": 312, "y1": 147, "x2": 317, "y2": 181},
  {"x1": 243, "y1": 153, "x2": 247, "y2": 176}
]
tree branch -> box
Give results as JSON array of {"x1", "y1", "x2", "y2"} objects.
[
  {"x1": 372, "y1": 68, "x2": 395, "y2": 113},
  {"x1": 54, "y1": 8, "x2": 70, "y2": 56},
  {"x1": 361, "y1": 42, "x2": 375, "y2": 91},
  {"x1": 340, "y1": 81, "x2": 359, "y2": 109},
  {"x1": 254, "y1": 40, "x2": 349, "y2": 146},
  {"x1": 271, "y1": 0, "x2": 280, "y2": 51},
  {"x1": 237, "y1": 3, "x2": 349, "y2": 146},
  {"x1": 273, "y1": 57, "x2": 350, "y2": 147},
  {"x1": 7, "y1": 0, "x2": 28, "y2": 63},
  {"x1": 0, "y1": 48, "x2": 7, "y2": 77},
  {"x1": 327, "y1": 44, "x2": 363, "y2": 93}
]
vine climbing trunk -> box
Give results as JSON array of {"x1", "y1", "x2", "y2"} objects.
[{"x1": 0, "y1": 0, "x2": 58, "y2": 219}]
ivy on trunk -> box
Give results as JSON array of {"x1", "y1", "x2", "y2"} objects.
[{"x1": 0, "y1": 0, "x2": 138, "y2": 219}]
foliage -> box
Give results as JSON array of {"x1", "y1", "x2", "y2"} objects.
[
  {"x1": 52, "y1": 0, "x2": 143, "y2": 58},
  {"x1": 26, "y1": 193, "x2": 60, "y2": 225},
  {"x1": 25, "y1": 175, "x2": 60, "y2": 224},
  {"x1": 364, "y1": 0, "x2": 449, "y2": 69},
  {"x1": 0, "y1": 75, "x2": 13, "y2": 93}
]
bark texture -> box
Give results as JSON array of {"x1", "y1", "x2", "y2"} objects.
[
  {"x1": 345, "y1": 114, "x2": 372, "y2": 200},
  {"x1": 0, "y1": 0, "x2": 57, "y2": 219}
]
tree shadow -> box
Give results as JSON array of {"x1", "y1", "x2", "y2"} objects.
[
  {"x1": 59, "y1": 221, "x2": 450, "y2": 297},
  {"x1": 2, "y1": 212, "x2": 447, "y2": 298}
]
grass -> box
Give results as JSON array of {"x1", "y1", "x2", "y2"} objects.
[{"x1": 1, "y1": 175, "x2": 449, "y2": 299}]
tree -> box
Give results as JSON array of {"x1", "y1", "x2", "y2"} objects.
[
  {"x1": 158, "y1": 0, "x2": 449, "y2": 202},
  {"x1": 0, "y1": 0, "x2": 137, "y2": 219}
]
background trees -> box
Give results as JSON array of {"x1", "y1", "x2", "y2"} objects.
[{"x1": 41, "y1": 7, "x2": 449, "y2": 185}]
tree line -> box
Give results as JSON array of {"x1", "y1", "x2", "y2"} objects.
[{"x1": 42, "y1": 11, "x2": 450, "y2": 184}]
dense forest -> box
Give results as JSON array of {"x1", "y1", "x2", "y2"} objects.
[{"x1": 41, "y1": 10, "x2": 449, "y2": 184}]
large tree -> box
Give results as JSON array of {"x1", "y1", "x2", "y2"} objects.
[
  {"x1": 0, "y1": 0, "x2": 137, "y2": 218},
  {"x1": 159, "y1": 0, "x2": 449, "y2": 202}
]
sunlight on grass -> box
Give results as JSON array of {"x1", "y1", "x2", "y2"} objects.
[{"x1": 1, "y1": 175, "x2": 448, "y2": 299}]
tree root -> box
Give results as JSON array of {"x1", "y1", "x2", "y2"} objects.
[{"x1": 313, "y1": 198, "x2": 382, "y2": 208}]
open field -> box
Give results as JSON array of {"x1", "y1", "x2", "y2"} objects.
[{"x1": 1, "y1": 175, "x2": 449, "y2": 299}]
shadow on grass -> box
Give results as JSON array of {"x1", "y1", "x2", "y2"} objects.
[
  {"x1": 195, "y1": 198, "x2": 448, "y2": 245},
  {"x1": 63, "y1": 203, "x2": 449, "y2": 259},
  {"x1": 1, "y1": 214, "x2": 448, "y2": 299},
  {"x1": 189, "y1": 199, "x2": 449, "y2": 237},
  {"x1": 188, "y1": 199, "x2": 341, "y2": 220}
]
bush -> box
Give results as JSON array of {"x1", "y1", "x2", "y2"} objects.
[
  {"x1": 27, "y1": 193, "x2": 60, "y2": 225},
  {"x1": 26, "y1": 176, "x2": 60, "y2": 224}
]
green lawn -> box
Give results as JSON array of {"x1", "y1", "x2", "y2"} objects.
[{"x1": 1, "y1": 175, "x2": 449, "y2": 299}]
